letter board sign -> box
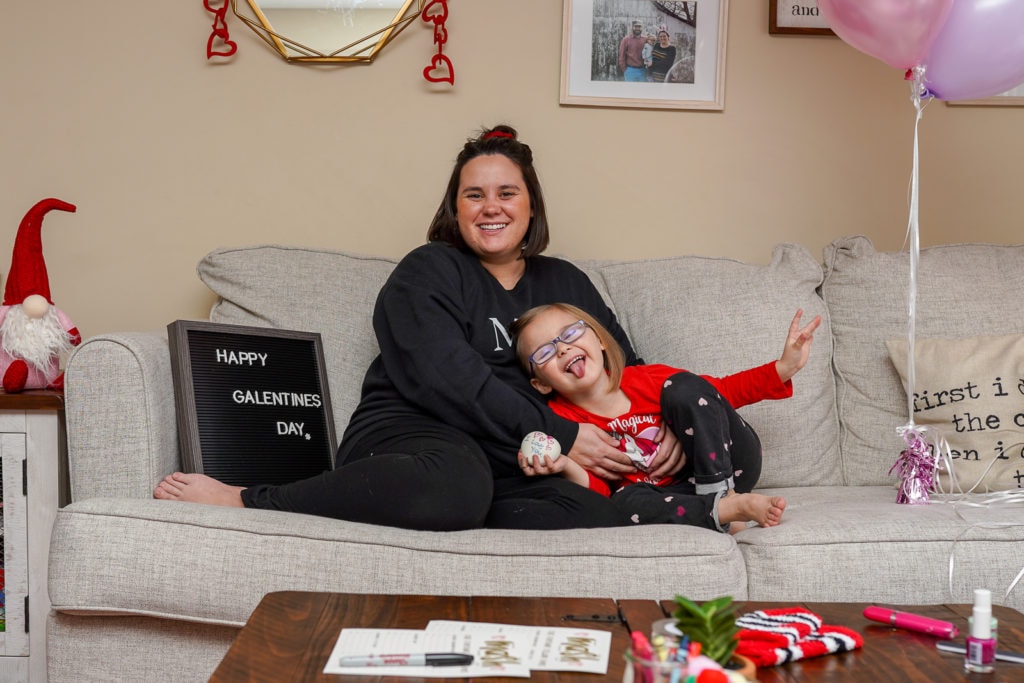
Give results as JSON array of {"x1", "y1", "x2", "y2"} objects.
[{"x1": 168, "y1": 320, "x2": 337, "y2": 486}]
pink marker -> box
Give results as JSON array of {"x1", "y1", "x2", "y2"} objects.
[{"x1": 863, "y1": 606, "x2": 960, "y2": 639}]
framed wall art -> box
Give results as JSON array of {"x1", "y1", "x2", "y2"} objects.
[
  {"x1": 769, "y1": 0, "x2": 834, "y2": 36},
  {"x1": 560, "y1": 0, "x2": 729, "y2": 111},
  {"x1": 946, "y1": 83, "x2": 1024, "y2": 107}
]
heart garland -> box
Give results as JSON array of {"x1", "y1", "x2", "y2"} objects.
[
  {"x1": 421, "y1": 0, "x2": 454, "y2": 84},
  {"x1": 204, "y1": 0, "x2": 237, "y2": 59}
]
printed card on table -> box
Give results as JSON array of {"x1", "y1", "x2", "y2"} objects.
[
  {"x1": 324, "y1": 621, "x2": 611, "y2": 677},
  {"x1": 323, "y1": 627, "x2": 530, "y2": 677},
  {"x1": 427, "y1": 620, "x2": 611, "y2": 674}
]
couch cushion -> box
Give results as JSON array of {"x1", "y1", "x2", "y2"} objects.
[
  {"x1": 591, "y1": 244, "x2": 839, "y2": 488},
  {"x1": 199, "y1": 245, "x2": 399, "y2": 438},
  {"x1": 740, "y1": 485, "x2": 1024, "y2": 612},
  {"x1": 49, "y1": 498, "x2": 747, "y2": 626},
  {"x1": 821, "y1": 236, "x2": 1024, "y2": 486},
  {"x1": 886, "y1": 333, "x2": 1024, "y2": 492}
]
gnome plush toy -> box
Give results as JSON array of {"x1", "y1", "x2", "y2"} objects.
[{"x1": 0, "y1": 198, "x2": 81, "y2": 393}]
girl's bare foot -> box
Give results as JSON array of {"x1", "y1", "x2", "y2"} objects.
[
  {"x1": 718, "y1": 490, "x2": 786, "y2": 529},
  {"x1": 153, "y1": 472, "x2": 245, "y2": 508}
]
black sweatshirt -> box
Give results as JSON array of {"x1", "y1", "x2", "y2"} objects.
[{"x1": 340, "y1": 242, "x2": 640, "y2": 478}]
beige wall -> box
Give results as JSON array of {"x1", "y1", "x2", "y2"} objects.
[{"x1": 3, "y1": 1, "x2": 1022, "y2": 339}]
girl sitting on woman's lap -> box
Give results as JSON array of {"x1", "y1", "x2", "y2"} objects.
[{"x1": 511, "y1": 303, "x2": 821, "y2": 532}]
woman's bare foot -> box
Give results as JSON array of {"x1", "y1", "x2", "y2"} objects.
[
  {"x1": 153, "y1": 472, "x2": 245, "y2": 508},
  {"x1": 718, "y1": 490, "x2": 786, "y2": 530}
]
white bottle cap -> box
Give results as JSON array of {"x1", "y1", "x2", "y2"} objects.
[{"x1": 971, "y1": 588, "x2": 992, "y2": 639}]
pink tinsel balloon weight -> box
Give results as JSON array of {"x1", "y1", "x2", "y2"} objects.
[
  {"x1": 817, "y1": 0, "x2": 954, "y2": 69},
  {"x1": 923, "y1": 0, "x2": 1024, "y2": 101}
]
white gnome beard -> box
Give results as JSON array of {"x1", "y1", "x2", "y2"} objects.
[{"x1": 1, "y1": 305, "x2": 74, "y2": 375}]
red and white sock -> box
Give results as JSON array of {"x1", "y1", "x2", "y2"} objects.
[{"x1": 735, "y1": 607, "x2": 863, "y2": 667}]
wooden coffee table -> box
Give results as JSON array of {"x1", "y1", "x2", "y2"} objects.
[{"x1": 210, "y1": 592, "x2": 1024, "y2": 682}]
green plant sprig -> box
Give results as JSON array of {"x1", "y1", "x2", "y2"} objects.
[{"x1": 671, "y1": 595, "x2": 739, "y2": 665}]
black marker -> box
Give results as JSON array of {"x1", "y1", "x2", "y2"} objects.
[{"x1": 338, "y1": 652, "x2": 474, "y2": 667}]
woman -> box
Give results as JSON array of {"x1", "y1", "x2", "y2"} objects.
[
  {"x1": 154, "y1": 124, "x2": 684, "y2": 530},
  {"x1": 649, "y1": 29, "x2": 677, "y2": 83}
]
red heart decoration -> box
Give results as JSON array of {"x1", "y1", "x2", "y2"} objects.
[
  {"x1": 433, "y1": 24, "x2": 448, "y2": 46},
  {"x1": 207, "y1": 32, "x2": 238, "y2": 58},
  {"x1": 423, "y1": 52, "x2": 454, "y2": 84},
  {"x1": 421, "y1": 0, "x2": 448, "y2": 26}
]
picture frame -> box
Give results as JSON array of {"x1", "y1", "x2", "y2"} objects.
[
  {"x1": 168, "y1": 320, "x2": 337, "y2": 487},
  {"x1": 769, "y1": 0, "x2": 834, "y2": 36},
  {"x1": 560, "y1": 0, "x2": 729, "y2": 111},
  {"x1": 946, "y1": 83, "x2": 1024, "y2": 107}
]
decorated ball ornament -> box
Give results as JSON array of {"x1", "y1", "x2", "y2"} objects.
[{"x1": 520, "y1": 431, "x2": 561, "y2": 465}]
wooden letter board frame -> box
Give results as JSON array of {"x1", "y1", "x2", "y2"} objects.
[{"x1": 168, "y1": 320, "x2": 337, "y2": 487}]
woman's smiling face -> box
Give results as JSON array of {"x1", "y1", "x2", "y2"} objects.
[{"x1": 456, "y1": 154, "x2": 532, "y2": 271}]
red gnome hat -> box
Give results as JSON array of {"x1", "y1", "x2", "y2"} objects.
[{"x1": 5, "y1": 198, "x2": 76, "y2": 306}]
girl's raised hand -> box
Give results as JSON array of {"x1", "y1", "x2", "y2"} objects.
[{"x1": 776, "y1": 309, "x2": 822, "y2": 383}]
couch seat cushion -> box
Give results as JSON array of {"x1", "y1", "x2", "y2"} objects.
[
  {"x1": 739, "y1": 485, "x2": 1024, "y2": 611},
  {"x1": 49, "y1": 498, "x2": 747, "y2": 626}
]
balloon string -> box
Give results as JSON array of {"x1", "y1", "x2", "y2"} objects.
[{"x1": 905, "y1": 66, "x2": 928, "y2": 426}]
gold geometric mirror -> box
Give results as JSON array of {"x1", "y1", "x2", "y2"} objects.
[{"x1": 231, "y1": 0, "x2": 423, "y2": 63}]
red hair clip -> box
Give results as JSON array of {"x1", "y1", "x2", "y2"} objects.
[{"x1": 484, "y1": 131, "x2": 514, "y2": 140}]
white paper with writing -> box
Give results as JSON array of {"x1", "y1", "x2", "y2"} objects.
[
  {"x1": 323, "y1": 627, "x2": 529, "y2": 678},
  {"x1": 427, "y1": 620, "x2": 611, "y2": 674},
  {"x1": 323, "y1": 621, "x2": 611, "y2": 677}
]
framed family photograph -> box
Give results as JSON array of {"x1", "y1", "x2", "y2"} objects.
[
  {"x1": 769, "y1": 0, "x2": 834, "y2": 36},
  {"x1": 560, "y1": 0, "x2": 729, "y2": 111}
]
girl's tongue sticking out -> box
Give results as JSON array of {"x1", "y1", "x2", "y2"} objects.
[{"x1": 566, "y1": 356, "x2": 586, "y2": 378}]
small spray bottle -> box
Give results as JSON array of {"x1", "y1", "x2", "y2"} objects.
[{"x1": 965, "y1": 588, "x2": 998, "y2": 673}]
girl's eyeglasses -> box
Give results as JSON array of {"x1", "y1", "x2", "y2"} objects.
[{"x1": 528, "y1": 320, "x2": 589, "y2": 371}]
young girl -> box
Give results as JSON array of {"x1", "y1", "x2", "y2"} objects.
[{"x1": 511, "y1": 303, "x2": 821, "y2": 532}]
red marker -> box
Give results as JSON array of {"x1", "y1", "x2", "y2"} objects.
[{"x1": 863, "y1": 606, "x2": 959, "y2": 639}]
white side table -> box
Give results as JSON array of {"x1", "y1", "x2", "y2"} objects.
[{"x1": 0, "y1": 391, "x2": 66, "y2": 682}]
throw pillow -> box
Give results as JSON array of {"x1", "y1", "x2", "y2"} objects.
[{"x1": 885, "y1": 334, "x2": 1024, "y2": 492}]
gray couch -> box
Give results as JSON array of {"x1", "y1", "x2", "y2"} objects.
[{"x1": 48, "y1": 235, "x2": 1024, "y2": 681}]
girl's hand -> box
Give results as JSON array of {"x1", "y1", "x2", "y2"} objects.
[
  {"x1": 519, "y1": 452, "x2": 568, "y2": 476},
  {"x1": 776, "y1": 309, "x2": 822, "y2": 383},
  {"x1": 568, "y1": 423, "x2": 635, "y2": 481}
]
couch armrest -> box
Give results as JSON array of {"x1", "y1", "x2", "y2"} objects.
[{"x1": 65, "y1": 331, "x2": 180, "y2": 501}]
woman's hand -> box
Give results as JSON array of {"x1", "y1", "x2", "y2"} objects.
[
  {"x1": 568, "y1": 424, "x2": 635, "y2": 481},
  {"x1": 648, "y1": 424, "x2": 687, "y2": 479},
  {"x1": 775, "y1": 309, "x2": 822, "y2": 383}
]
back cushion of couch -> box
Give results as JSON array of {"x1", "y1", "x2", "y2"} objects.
[
  {"x1": 821, "y1": 235, "x2": 1024, "y2": 486},
  {"x1": 593, "y1": 244, "x2": 841, "y2": 488},
  {"x1": 199, "y1": 246, "x2": 398, "y2": 441}
]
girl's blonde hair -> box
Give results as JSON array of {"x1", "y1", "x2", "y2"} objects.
[{"x1": 511, "y1": 303, "x2": 626, "y2": 390}]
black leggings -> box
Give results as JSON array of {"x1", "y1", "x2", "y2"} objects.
[
  {"x1": 241, "y1": 417, "x2": 626, "y2": 531},
  {"x1": 609, "y1": 371, "x2": 764, "y2": 531}
]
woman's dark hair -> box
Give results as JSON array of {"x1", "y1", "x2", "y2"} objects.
[{"x1": 427, "y1": 124, "x2": 550, "y2": 257}]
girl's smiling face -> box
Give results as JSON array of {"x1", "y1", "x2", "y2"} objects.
[
  {"x1": 456, "y1": 154, "x2": 532, "y2": 276},
  {"x1": 518, "y1": 307, "x2": 610, "y2": 400}
]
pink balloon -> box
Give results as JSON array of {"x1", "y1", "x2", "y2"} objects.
[
  {"x1": 924, "y1": 0, "x2": 1024, "y2": 100},
  {"x1": 818, "y1": 0, "x2": 954, "y2": 69}
]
